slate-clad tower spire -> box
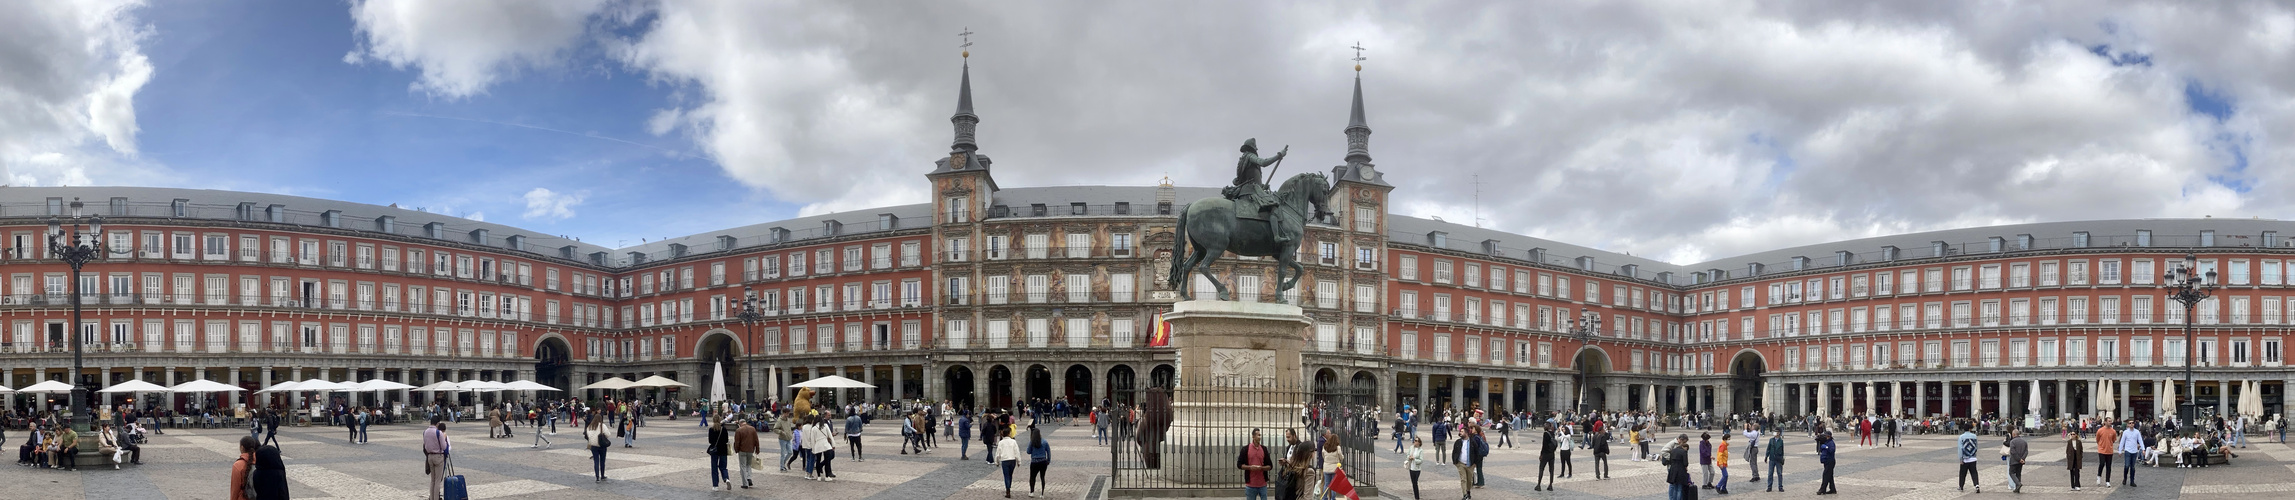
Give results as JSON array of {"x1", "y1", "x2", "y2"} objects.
[
  {"x1": 1344, "y1": 74, "x2": 1372, "y2": 166},
  {"x1": 951, "y1": 60, "x2": 980, "y2": 153}
]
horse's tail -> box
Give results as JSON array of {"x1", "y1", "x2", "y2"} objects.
[{"x1": 1166, "y1": 205, "x2": 1190, "y2": 289}]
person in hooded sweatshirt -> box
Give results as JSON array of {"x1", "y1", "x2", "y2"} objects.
[
  {"x1": 1534, "y1": 424, "x2": 1558, "y2": 491},
  {"x1": 251, "y1": 444, "x2": 289, "y2": 500},
  {"x1": 1958, "y1": 425, "x2": 1982, "y2": 493}
]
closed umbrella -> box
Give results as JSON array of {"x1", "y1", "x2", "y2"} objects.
[
  {"x1": 2096, "y1": 381, "x2": 2114, "y2": 419},
  {"x1": 708, "y1": 361, "x2": 728, "y2": 402}
]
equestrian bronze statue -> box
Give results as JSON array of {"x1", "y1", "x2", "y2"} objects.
[{"x1": 1167, "y1": 163, "x2": 1333, "y2": 302}]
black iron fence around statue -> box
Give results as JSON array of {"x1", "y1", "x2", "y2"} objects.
[{"x1": 1105, "y1": 382, "x2": 1378, "y2": 498}]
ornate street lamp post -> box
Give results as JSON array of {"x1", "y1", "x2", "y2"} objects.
[
  {"x1": 1569, "y1": 307, "x2": 1603, "y2": 414},
  {"x1": 735, "y1": 286, "x2": 767, "y2": 404},
  {"x1": 45, "y1": 200, "x2": 105, "y2": 436},
  {"x1": 2161, "y1": 253, "x2": 2217, "y2": 430}
]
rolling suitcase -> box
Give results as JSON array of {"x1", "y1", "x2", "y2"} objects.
[{"x1": 443, "y1": 456, "x2": 469, "y2": 500}]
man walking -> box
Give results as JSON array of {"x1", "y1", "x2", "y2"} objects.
[
  {"x1": 1454, "y1": 426, "x2": 1478, "y2": 500},
  {"x1": 1958, "y1": 426, "x2": 1982, "y2": 493},
  {"x1": 1533, "y1": 425, "x2": 1558, "y2": 491},
  {"x1": 1744, "y1": 425, "x2": 1761, "y2": 482},
  {"x1": 1815, "y1": 431, "x2": 1837, "y2": 495},
  {"x1": 1763, "y1": 431, "x2": 1784, "y2": 492},
  {"x1": 2094, "y1": 420, "x2": 2116, "y2": 487},
  {"x1": 845, "y1": 411, "x2": 865, "y2": 462},
  {"x1": 2005, "y1": 429, "x2": 2029, "y2": 493},
  {"x1": 1591, "y1": 425, "x2": 1612, "y2": 479},
  {"x1": 2116, "y1": 422, "x2": 2143, "y2": 488},
  {"x1": 423, "y1": 418, "x2": 452, "y2": 500},
  {"x1": 734, "y1": 417, "x2": 760, "y2": 488}
]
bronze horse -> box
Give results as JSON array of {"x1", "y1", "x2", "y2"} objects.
[{"x1": 1167, "y1": 172, "x2": 1333, "y2": 301}]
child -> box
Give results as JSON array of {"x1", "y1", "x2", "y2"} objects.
[{"x1": 1716, "y1": 433, "x2": 1732, "y2": 494}]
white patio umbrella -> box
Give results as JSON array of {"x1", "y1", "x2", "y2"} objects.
[
  {"x1": 787, "y1": 375, "x2": 875, "y2": 389},
  {"x1": 460, "y1": 380, "x2": 510, "y2": 392},
  {"x1": 171, "y1": 379, "x2": 245, "y2": 393},
  {"x1": 98, "y1": 379, "x2": 173, "y2": 394},
  {"x1": 708, "y1": 361, "x2": 728, "y2": 402},
  {"x1": 257, "y1": 380, "x2": 302, "y2": 393},
  {"x1": 578, "y1": 377, "x2": 635, "y2": 391},
  {"x1": 19, "y1": 380, "x2": 77, "y2": 393},
  {"x1": 350, "y1": 379, "x2": 417, "y2": 392},
  {"x1": 503, "y1": 380, "x2": 559, "y2": 392},
  {"x1": 293, "y1": 379, "x2": 351, "y2": 392},
  {"x1": 413, "y1": 381, "x2": 465, "y2": 392},
  {"x1": 630, "y1": 375, "x2": 690, "y2": 389},
  {"x1": 0, "y1": 384, "x2": 15, "y2": 394}
]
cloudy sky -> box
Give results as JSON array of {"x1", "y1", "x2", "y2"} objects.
[{"x1": 4, "y1": 1, "x2": 2292, "y2": 263}]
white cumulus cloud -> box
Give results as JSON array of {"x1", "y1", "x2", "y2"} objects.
[
  {"x1": 521, "y1": 187, "x2": 586, "y2": 220},
  {"x1": 343, "y1": 0, "x2": 611, "y2": 99},
  {"x1": 0, "y1": 0, "x2": 155, "y2": 185}
]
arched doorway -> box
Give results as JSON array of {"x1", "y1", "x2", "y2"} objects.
[
  {"x1": 990, "y1": 365, "x2": 1015, "y2": 409},
  {"x1": 1108, "y1": 365, "x2": 1138, "y2": 406},
  {"x1": 1349, "y1": 371, "x2": 1378, "y2": 408},
  {"x1": 1729, "y1": 350, "x2": 1766, "y2": 416},
  {"x1": 697, "y1": 333, "x2": 741, "y2": 402},
  {"x1": 534, "y1": 336, "x2": 573, "y2": 393},
  {"x1": 1150, "y1": 364, "x2": 1175, "y2": 389},
  {"x1": 1313, "y1": 368, "x2": 1340, "y2": 395},
  {"x1": 1573, "y1": 347, "x2": 1611, "y2": 412},
  {"x1": 1064, "y1": 365, "x2": 1094, "y2": 407},
  {"x1": 1025, "y1": 364, "x2": 1053, "y2": 403},
  {"x1": 944, "y1": 366, "x2": 976, "y2": 411}
]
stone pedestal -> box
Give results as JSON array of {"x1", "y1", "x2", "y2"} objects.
[{"x1": 1120, "y1": 300, "x2": 1320, "y2": 497}]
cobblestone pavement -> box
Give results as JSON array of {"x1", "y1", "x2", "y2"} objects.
[{"x1": 6, "y1": 422, "x2": 2292, "y2": 500}]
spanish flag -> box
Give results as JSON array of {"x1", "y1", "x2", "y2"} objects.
[{"x1": 1148, "y1": 313, "x2": 1172, "y2": 347}]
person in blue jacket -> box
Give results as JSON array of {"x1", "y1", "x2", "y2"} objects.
[
  {"x1": 1815, "y1": 431, "x2": 1837, "y2": 495},
  {"x1": 1026, "y1": 425, "x2": 1052, "y2": 498}
]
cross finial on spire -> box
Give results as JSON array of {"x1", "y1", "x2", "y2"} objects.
[
  {"x1": 1350, "y1": 41, "x2": 1366, "y2": 72},
  {"x1": 960, "y1": 27, "x2": 974, "y2": 58}
]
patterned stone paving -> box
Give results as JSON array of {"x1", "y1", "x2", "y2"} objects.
[{"x1": 5, "y1": 420, "x2": 2292, "y2": 500}]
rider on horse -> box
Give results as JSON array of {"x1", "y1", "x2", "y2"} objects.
[{"x1": 1224, "y1": 138, "x2": 1287, "y2": 219}]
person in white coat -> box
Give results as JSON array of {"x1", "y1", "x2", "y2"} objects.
[
  {"x1": 805, "y1": 415, "x2": 839, "y2": 481},
  {"x1": 996, "y1": 429, "x2": 1023, "y2": 498}
]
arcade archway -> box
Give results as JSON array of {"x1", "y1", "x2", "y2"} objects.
[
  {"x1": 944, "y1": 366, "x2": 976, "y2": 410},
  {"x1": 534, "y1": 336, "x2": 573, "y2": 393},
  {"x1": 1108, "y1": 365, "x2": 1138, "y2": 405},
  {"x1": 697, "y1": 332, "x2": 741, "y2": 401},
  {"x1": 1064, "y1": 365, "x2": 1094, "y2": 406},
  {"x1": 1729, "y1": 350, "x2": 1767, "y2": 416},
  {"x1": 1573, "y1": 347, "x2": 1611, "y2": 412},
  {"x1": 990, "y1": 365, "x2": 1015, "y2": 409},
  {"x1": 1025, "y1": 364, "x2": 1053, "y2": 402}
]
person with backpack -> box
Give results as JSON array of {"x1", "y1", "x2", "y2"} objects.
[
  {"x1": 1431, "y1": 417, "x2": 1450, "y2": 465},
  {"x1": 230, "y1": 436, "x2": 257, "y2": 500}
]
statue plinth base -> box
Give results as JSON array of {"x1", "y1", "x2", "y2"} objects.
[{"x1": 1115, "y1": 300, "x2": 1311, "y2": 496}]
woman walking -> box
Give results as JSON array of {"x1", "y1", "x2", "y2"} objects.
[
  {"x1": 996, "y1": 428, "x2": 1022, "y2": 498},
  {"x1": 1557, "y1": 423, "x2": 1575, "y2": 478},
  {"x1": 229, "y1": 436, "x2": 257, "y2": 500},
  {"x1": 809, "y1": 414, "x2": 839, "y2": 481},
  {"x1": 251, "y1": 445, "x2": 289, "y2": 500},
  {"x1": 584, "y1": 414, "x2": 610, "y2": 481},
  {"x1": 706, "y1": 418, "x2": 733, "y2": 490},
  {"x1": 2066, "y1": 431, "x2": 2084, "y2": 492},
  {"x1": 1026, "y1": 425, "x2": 1052, "y2": 498}
]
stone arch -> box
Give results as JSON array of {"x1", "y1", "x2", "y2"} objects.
[
  {"x1": 944, "y1": 365, "x2": 976, "y2": 410},
  {"x1": 532, "y1": 334, "x2": 575, "y2": 393},
  {"x1": 695, "y1": 330, "x2": 743, "y2": 401},
  {"x1": 1571, "y1": 345, "x2": 1613, "y2": 372},
  {"x1": 1728, "y1": 349, "x2": 1768, "y2": 416},
  {"x1": 1349, "y1": 370, "x2": 1378, "y2": 408},
  {"x1": 693, "y1": 328, "x2": 743, "y2": 357}
]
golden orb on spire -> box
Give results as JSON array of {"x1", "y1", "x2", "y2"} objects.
[
  {"x1": 1354, "y1": 64, "x2": 1361, "y2": 72},
  {"x1": 963, "y1": 50, "x2": 970, "y2": 58}
]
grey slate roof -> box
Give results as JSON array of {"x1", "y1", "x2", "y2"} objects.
[{"x1": 0, "y1": 185, "x2": 612, "y2": 259}]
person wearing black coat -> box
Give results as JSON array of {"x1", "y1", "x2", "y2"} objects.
[
  {"x1": 251, "y1": 445, "x2": 289, "y2": 500},
  {"x1": 1534, "y1": 426, "x2": 1558, "y2": 491},
  {"x1": 1666, "y1": 435, "x2": 1694, "y2": 500},
  {"x1": 1591, "y1": 429, "x2": 1613, "y2": 479}
]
